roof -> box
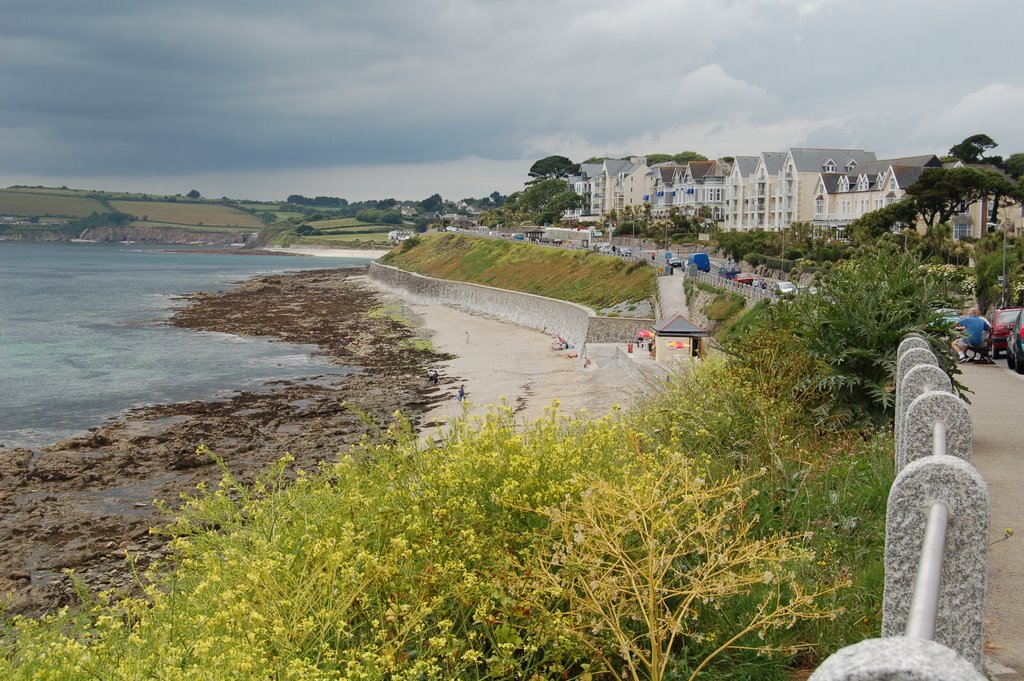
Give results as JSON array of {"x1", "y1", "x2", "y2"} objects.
[
  {"x1": 818, "y1": 173, "x2": 842, "y2": 194},
  {"x1": 761, "y1": 152, "x2": 788, "y2": 175},
  {"x1": 788, "y1": 147, "x2": 877, "y2": 172},
  {"x1": 653, "y1": 314, "x2": 707, "y2": 336},
  {"x1": 732, "y1": 156, "x2": 759, "y2": 177},
  {"x1": 602, "y1": 158, "x2": 632, "y2": 176},
  {"x1": 891, "y1": 165, "x2": 928, "y2": 189},
  {"x1": 883, "y1": 154, "x2": 942, "y2": 168},
  {"x1": 686, "y1": 161, "x2": 716, "y2": 181}
]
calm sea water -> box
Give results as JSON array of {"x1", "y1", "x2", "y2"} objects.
[{"x1": 0, "y1": 242, "x2": 373, "y2": 449}]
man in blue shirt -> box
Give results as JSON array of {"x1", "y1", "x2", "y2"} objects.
[{"x1": 951, "y1": 307, "x2": 992, "y2": 362}]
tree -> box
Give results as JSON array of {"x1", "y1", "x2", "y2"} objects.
[
  {"x1": 506, "y1": 177, "x2": 581, "y2": 225},
  {"x1": 1004, "y1": 153, "x2": 1024, "y2": 180},
  {"x1": 527, "y1": 155, "x2": 579, "y2": 182},
  {"x1": 419, "y1": 193, "x2": 443, "y2": 214},
  {"x1": 187, "y1": 189, "x2": 201, "y2": 199},
  {"x1": 905, "y1": 167, "x2": 1013, "y2": 228},
  {"x1": 848, "y1": 199, "x2": 920, "y2": 245},
  {"x1": 672, "y1": 151, "x2": 707, "y2": 164},
  {"x1": 948, "y1": 134, "x2": 998, "y2": 165}
]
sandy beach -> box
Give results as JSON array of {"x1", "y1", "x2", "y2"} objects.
[
  {"x1": 262, "y1": 246, "x2": 392, "y2": 259},
  {"x1": 382, "y1": 293, "x2": 641, "y2": 431}
]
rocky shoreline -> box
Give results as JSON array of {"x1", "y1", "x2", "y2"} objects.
[{"x1": 0, "y1": 266, "x2": 452, "y2": 618}]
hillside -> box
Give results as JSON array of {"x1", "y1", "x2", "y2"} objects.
[
  {"x1": 0, "y1": 186, "x2": 404, "y2": 248},
  {"x1": 380, "y1": 232, "x2": 655, "y2": 312}
]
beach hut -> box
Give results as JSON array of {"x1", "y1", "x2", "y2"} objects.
[{"x1": 652, "y1": 314, "x2": 708, "y2": 363}]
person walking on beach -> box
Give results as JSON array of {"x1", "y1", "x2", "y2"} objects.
[
  {"x1": 456, "y1": 385, "x2": 466, "y2": 402},
  {"x1": 465, "y1": 330, "x2": 469, "y2": 345}
]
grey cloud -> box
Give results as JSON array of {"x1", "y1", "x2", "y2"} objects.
[{"x1": 2, "y1": 0, "x2": 1024, "y2": 187}]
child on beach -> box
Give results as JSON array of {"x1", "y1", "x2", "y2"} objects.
[{"x1": 456, "y1": 385, "x2": 466, "y2": 402}]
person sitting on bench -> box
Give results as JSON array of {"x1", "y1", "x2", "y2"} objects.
[{"x1": 951, "y1": 307, "x2": 992, "y2": 363}]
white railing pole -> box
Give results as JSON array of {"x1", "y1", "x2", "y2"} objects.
[
  {"x1": 905, "y1": 500, "x2": 949, "y2": 640},
  {"x1": 932, "y1": 420, "x2": 947, "y2": 458}
]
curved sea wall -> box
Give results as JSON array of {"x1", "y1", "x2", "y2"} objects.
[{"x1": 368, "y1": 263, "x2": 652, "y2": 347}]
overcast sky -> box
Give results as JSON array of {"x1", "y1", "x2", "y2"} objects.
[{"x1": 2, "y1": 0, "x2": 1022, "y2": 202}]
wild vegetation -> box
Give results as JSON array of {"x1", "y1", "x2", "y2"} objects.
[
  {"x1": 1, "y1": 239, "x2": 961, "y2": 680},
  {"x1": 380, "y1": 233, "x2": 656, "y2": 310},
  {"x1": 0, "y1": 342, "x2": 892, "y2": 680}
]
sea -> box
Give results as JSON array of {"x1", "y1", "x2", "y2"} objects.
[{"x1": 0, "y1": 242, "x2": 374, "y2": 449}]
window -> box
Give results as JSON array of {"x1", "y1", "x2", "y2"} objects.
[
  {"x1": 816, "y1": 198, "x2": 824, "y2": 214},
  {"x1": 953, "y1": 222, "x2": 972, "y2": 240},
  {"x1": 824, "y1": 160, "x2": 837, "y2": 172}
]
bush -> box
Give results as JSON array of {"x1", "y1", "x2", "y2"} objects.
[{"x1": 759, "y1": 246, "x2": 959, "y2": 425}]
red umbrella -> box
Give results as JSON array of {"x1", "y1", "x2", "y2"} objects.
[{"x1": 638, "y1": 329, "x2": 654, "y2": 338}]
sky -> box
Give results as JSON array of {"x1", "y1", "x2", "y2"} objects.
[{"x1": 2, "y1": 0, "x2": 1023, "y2": 203}]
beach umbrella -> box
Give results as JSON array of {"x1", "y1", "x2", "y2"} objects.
[{"x1": 638, "y1": 329, "x2": 654, "y2": 338}]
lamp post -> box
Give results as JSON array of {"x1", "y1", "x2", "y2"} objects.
[{"x1": 1002, "y1": 223, "x2": 1015, "y2": 307}]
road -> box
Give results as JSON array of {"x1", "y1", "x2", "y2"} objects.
[{"x1": 958, "y1": 361, "x2": 1024, "y2": 678}]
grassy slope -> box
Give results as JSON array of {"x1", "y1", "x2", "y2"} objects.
[{"x1": 381, "y1": 233, "x2": 655, "y2": 310}]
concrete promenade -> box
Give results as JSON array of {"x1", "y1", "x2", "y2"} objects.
[{"x1": 958, "y1": 362, "x2": 1024, "y2": 678}]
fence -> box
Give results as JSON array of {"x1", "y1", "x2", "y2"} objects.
[
  {"x1": 685, "y1": 270, "x2": 776, "y2": 304},
  {"x1": 811, "y1": 334, "x2": 990, "y2": 680}
]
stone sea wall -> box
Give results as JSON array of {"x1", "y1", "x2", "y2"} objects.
[{"x1": 368, "y1": 263, "x2": 653, "y2": 346}]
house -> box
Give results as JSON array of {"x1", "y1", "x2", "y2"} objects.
[
  {"x1": 566, "y1": 162, "x2": 604, "y2": 219},
  {"x1": 778, "y1": 148, "x2": 879, "y2": 228},
  {"x1": 741, "y1": 152, "x2": 787, "y2": 230},
  {"x1": 810, "y1": 155, "x2": 941, "y2": 236},
  {"x1": 723, "y1": 156, "x2": 759, "y2": 230},
  {"x1": 671, "y1": 160, "x2": 730, "y2": 222},
  {"x1": 570, "y1": 157, "x2": 650, "y2": 218},
  {"x1": 648, "y1": 163, "x2": 684, "y2": 217}
]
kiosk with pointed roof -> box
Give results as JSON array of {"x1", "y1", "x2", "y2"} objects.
[{"x1": 652, "y1": 314, "x2": 708, "y2": 363}]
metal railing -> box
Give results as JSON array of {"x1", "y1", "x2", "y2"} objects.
[
  {"x1": 685, "y1": 270, "x2": 776, "y2": 304},
  {"x1": 811, "y1": 335, "x2": 990, "y2": 680}
]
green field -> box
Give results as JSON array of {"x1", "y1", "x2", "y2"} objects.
[
  {"x1": 108, "y1": 201, "x2": 264, "y2": 228},
  {"x1": 0, "y1": 190, "x2": 109, "y2": 217},
  {"x1": 308, "y1": 217, "x2": 365, "y2": 229}
]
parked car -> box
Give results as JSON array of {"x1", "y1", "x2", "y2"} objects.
[
  {"x1": 772, "y1": 281, "x2": 797, "y2": 296},
  {"x1": 619, "y1": 247, "x2": 633, "y2": 257},
  {"x1": 988, "y1": 307, "x2": 1022, "y2": 358},
  {"x1": 1006, "y1": 309, "x2": 1024, "y2": 374}
]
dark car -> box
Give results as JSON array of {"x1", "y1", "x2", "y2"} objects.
[
  {"x1": 989, "y1": 307, "x2": 1022, "y2": 358},
  {"x1": 1006, "y1": 309, "x2": 1024, "y2": 374}
]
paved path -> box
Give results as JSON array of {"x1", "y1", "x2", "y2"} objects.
[
  {"x1": 959, "y1": 362, "x2": 1024, "y2": 678},
  {"x1": 656, "y1": 268, "x2": 689, "y2": 320}
]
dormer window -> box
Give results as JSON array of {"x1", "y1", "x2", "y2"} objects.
[
  {"x1": 845, "y1": 160, "x2": 858, "y2": 172},
  {"x1": 823, "y1": 160, "x2": 837, "y2": 173}
]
